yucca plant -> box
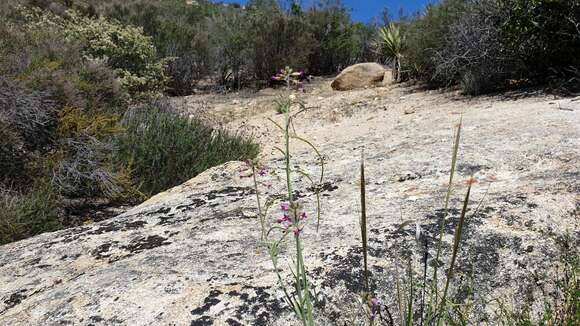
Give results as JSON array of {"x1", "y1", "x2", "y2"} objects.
[{"x1": 378, "y1": 23, "x2": 405, "y2": 82}]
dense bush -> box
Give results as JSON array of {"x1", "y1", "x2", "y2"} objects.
[
  {"x1": 114, "y1": 100, "x2": 259, "y2": 195},
  {"x1": 0, "y1": 5, "x2": 261, "y2": 244},
  {"x1": 55, "y1": 0, "x2": 378, "y2": 92},
  {"x1": 397, "y1": 0, "x2": 580, "y2": 94},
  {"x1": 0, "y1": 183, "x2": 61, "y2": 245},
  {"x1": 90, "y1": 0, "x2": 214, "y2": 95},
  {"x1": 434, "y1": 0, "x2": 516, "y2": 94},
  {"x1": 0, "y1": 78, "x2": 56, "y2": 185},
  {"x1": 306, "y1": 2, "x2": 376, "y2": 74},
  {"x1": 20, "y1": 7, "x2": 169, "y2": 99},
  {"x1": 499, "y1": 0, "x2": 580, "y2": 89},
  {"x1": 0, "y1": 15, "x2": 131, "y2": 198},
  {"x1": 398, "y1": 0, "x2": 466, "y2": 85},
  {"x1": 52, "y1": 106, "x2": 130, "y2": 199}
]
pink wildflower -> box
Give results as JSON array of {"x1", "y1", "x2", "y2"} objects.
[
  {"x1": 277, "y1": 214, "x2": 292, "y2": 230},
  {"x1": 369, "y1": 297, "x2": 381, "y2": 321},
  {"x1": 258, "y1": 167, "x2": 268, "y2": 177},
  {"x1": 282, "y1": 220, "x2": 292, "y2": 230}
]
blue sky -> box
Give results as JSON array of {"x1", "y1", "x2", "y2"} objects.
[{"x1": 212, "y1": 1, "x2": 436, "y2": 23}]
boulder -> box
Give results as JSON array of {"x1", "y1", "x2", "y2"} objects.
[{"x1": 331, "y1": 63, "x2": 386, "y2": 91}]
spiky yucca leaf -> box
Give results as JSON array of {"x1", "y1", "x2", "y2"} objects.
[
  {"x1": 378, "y1": 23, "x2": 405, "y2": 82},
  {"x1": 379, "y1": 23, "x2": 404, "y2": 61}
]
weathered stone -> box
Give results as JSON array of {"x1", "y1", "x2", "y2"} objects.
[
  {"x1": 331, "y1": 63, "x2": 386, "y2": 91},
  {"x1": 1, "y1": 84, "x2": 579, "y2": 325}
]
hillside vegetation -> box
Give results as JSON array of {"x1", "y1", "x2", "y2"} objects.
[
  {"x1": 0, "y1": 4, "x2": 259, "y2": 244},
  {"x1": 0, "y1": 0, "x2": 578, "y2": 244}
]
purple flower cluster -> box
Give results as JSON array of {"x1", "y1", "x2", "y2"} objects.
[
  {"x1": 239, "y1": 162, "x2": 269, "y2": 179},
  {"x1": 277, "y1": 202, "x2": 308, "y2": 235},
  {"x1": 369, "y1": 298, "x2": 381, "y2": 321},
  {"x1": 271, "y1": 67, "x2": 306, "y2": 92},
  {"x1": 258, "y1": 167, "x2": 268, "y2": 177}
]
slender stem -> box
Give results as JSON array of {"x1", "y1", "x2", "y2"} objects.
[
  {"x1": 420, "y1": 239, "x2": 428, "y2": 326},
  {"x1": 360, "y1": 151, "x2": 370, "y2": 293},
  {"x1": 430, "y1": 120, "x2": 462, "y2": 317},
  {"x1": 284, "y1": 109, "x2": 303, "y2": 315},
  {"x1": 251, "y1": 164, "x2": 265, "y2": 241},
  {"x1": 285, "y1": 112, "x2": 293, "y2": 204},
  {"x1": 406, "y1": 259, "x2": 414, "y2": 326},
  {"x1": 438, "y1": 182, "x2": 472, "y2": 323},
  {"x1": 285, "y1": 97, "x2": 314, "y2": 325}
]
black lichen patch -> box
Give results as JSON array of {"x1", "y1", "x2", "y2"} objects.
[
  {"x1": 85, "y1": 221, "x2": 124, "y2": 235},
  {"x1": 190, "y1": 289, "x2": 222, "y2": 316},
  {"x1": 83, "y1": 219, "x2": 148, "y2": 236},
  {"x1": 198, "y1": 208, "x2": 246, "y2": 223},
  {"x1": 421, "y1": 206, "x2": 488, "y2": 244},
  {"x1": 307, "y1": 182, "x2": 339, "y2": 193},
  {"x1": 178, "y1": 198, "x2": 207, "y2": 211},
  {"x1": 205, "y1": 187, "x2": 254, "y2": 201},
  {"x1": 146, "y1": 207, "x2": 172, "y2": 216},
  {"x1": 92, "y1": 243, "x2": 113, "y2": 260},
  {"x1": 154, "y1": 197, "x2": 208, "y2": 226},
  {"x1": 421, "y1": 208, "x2": 463, "y2": 238},
  {"x1": 500, "y1": 193, "x2": 528, "y2": 206},
  {"x1": 190, "y1": 316, "x2": 213, "y2": 326},
  {"x1": 124, "y1": 220, "x2": 147, "y2": 229},
  {"x1": 157, "y1": 214, "x2": 189, "y2": 226},
  {"x1": 231, "y1": 285, "x2": 284, "y2": 326},
  {"x1": 394, "y1": 172, "x2": 421, "y2": 182},
  {"x1": 226, "y1": 318, "x2": 243, "y2": 326},
  {"x1": 319, "y1": 247, "x2": 367, "y2": 294},
  {"x1": 267, "y1": 182, "x2": 339, "y2": 203},
  {"x1": 455, "y1": 233, "x2": 525, "y2": 291},
  {"x1": 456, "y1": 163, "x2": 489, "y2": 175},
  {"x1": 121, "y1": 235, "x2": 171, "y2": 253},
  {"x1": 89, "y1": 315, "x2": 104, "y2": 322},
  {"x1": 4, "y1": 289, "x2": 27, "y2": 309}
]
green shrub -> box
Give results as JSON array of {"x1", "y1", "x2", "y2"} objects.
[
  {"x1": 434, "y1": 0, "x2": 518, "y2": 95},
  {"x1": 69, "y1": 0, "x2": 377, "y2": 91},
  {"x1": 499, "y1": 0, "x2": 580, "y2": 89},
  {"x1": 20, "y1": 7, "x2": 169, "y2": 100},
  {"x1": 0, "y1": 183, "x2": 61, "y2": 245},
  {"x1": 0, "y1": 16, "x2": 128, "y2": 111},
  {"x1": 0, "y1": 77, "x2": 57, "y2": 187},
  {"x1": 114, "y1": 100, "x2": 259, "y2": 195},
  {"x1": 0, "y1": 20, "x2": 132, "y2": 200},
  {"x1": 399, "y1": 0, "x2": 466, "y2": 84},
  {"x1": 401, "y1": 0, "x2": 580, "y2": 93},
  {"x1": 93, "y1": 0, "x2": 213, "y2": 95},
  {"x1": 306, "y1": 2, "x2": 367, "y2": 74}
]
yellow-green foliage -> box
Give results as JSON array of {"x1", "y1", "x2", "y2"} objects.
[
  {"x1": 57, "y1": 106, "x2": 123, "y2": 139},
  {"x1": 20, "y1": 7, "x2": 169, "y2": 100}
]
